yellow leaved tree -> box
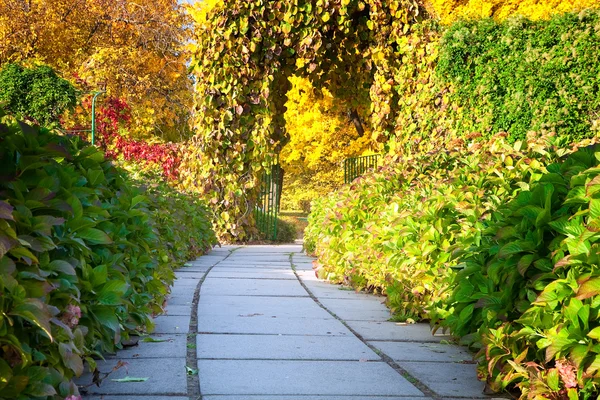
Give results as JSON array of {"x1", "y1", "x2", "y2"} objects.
[
  {"x1": 425, "y1": 0, "x2": 600, "y2": 24},
  {"x1": 280, "y1": 76, "x2": 375, "y2": 211}
]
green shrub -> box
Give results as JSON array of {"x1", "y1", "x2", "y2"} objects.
[
  {"x1": 305, "y1": 134, "x2": 562, "y2": 320},
  {"x1": 437, "y1": 10, "x2": 600, "y2": 143},
  {"x1": 442, "y1": 145, "x2": 600, "y2": 397},
  {"x1": 0, "y1": 117, "x2": 215, "y2": 399},
  {"x1": 0, "y1": 64, "x2": 78, "y2": 126},
  {"x1": 274, "y1": 217, "x2": 297, "y2": 243}
]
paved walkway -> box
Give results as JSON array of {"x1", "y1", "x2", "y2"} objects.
[{"x1": 80, "y1": 244, "x2": 501, "y2": 400}]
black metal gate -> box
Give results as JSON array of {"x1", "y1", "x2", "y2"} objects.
[
  {"x1": 255, "y1": 164, "x2": 283, "y2": 240},
  {"x1": 343, "y1": 154, "x2": 380, "y2": 184}
]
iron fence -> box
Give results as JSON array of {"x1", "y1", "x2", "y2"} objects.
[
  {"x1": 343, "y1": 154, "x2": 380, "y2": 184},
  {"x1": 255, "y1": 164, "x2": 283, "y2": 240}
]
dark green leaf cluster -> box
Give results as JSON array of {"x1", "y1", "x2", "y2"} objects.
[
  {"x1": 0, "y1": 64, "x2": 78, "y2": 127},
  {"x1": 0, "y1": 117, "x2": 215, "y2": 399},
  {"x1": 437, "y1": 10, "x2": 600, "y2": 143}
]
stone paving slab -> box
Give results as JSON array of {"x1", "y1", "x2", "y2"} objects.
[
  {"x1": 213, "y1": 262, "x2": 291, "y2": 269},
  {"x1": 153, "y1": 315, "x2": 190, "y2": 334},
  {"x1": 106, "y1": 334, "x2": 186, "y2": 359},
  {"x1": 209, "y1": 269, "x2": 297, "y2": 279},
  {"x1": 164, "y1": 305, "x2": 192, "y2": 316},
  {"x1": 200, "y1": 278, "x2": 307, "y2": 297},
  {"x1": 292, "y1": 262, "x2": 315, "y2": 271},
  {"x1": 174, "y1": 271, "x2": 207, "y2": 280},
  {"x1": 197, "y1": 360, "x2": 425, "y2": 396},
  {"x1": 86, "y1": 397, "x2": 189, "y2": 400},
  {"x1": 233, "y1": 245, "x2": 300, "y2": 252},
  {"x1": 172, "y1": 278, "x2": 200, "y2": 286},
  {"x1": 196, "y1": 334, "x2": 380, "y2": 360},
  {"x1": 399, "y1": 361, "x2": 485, "y2": 398},
  {"x1": 197, "y1": 315, "x2": 351, "y2": 336},
  {"x1": 197, "y1": 295, "x2": 334, "y2": 319},
  {"x1": 369, "y1": 341, "x2": 473, "y2": 363},
  {"x1": 319, "y1": 298, "x2": 391, "y2": 321},
  {"x1": 177, "y1": 265, "x2": 213, "y2": 272},
  {"x1": 303, "y1": 282, "x2": 383, "y2": 300},
  {"x1": 295, "y1": 270, "x2": 319, "y2": 281},
  {"x1": 346, "y1": 321, "x2": 451, "y2": 342},
  {"x1": 203, "y1": 397, "x2": 432, "y2": 400},
  {"x1": 79, "y1": 358, "x2": 187, "y2": 395},
  {"x1": 169, "y1": 286, "x2": 196, "y2": 299}
]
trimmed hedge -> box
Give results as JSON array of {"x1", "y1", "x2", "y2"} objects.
[
  {"x1": 438, "y1": 10, "x2": 600, "y2": 143},
  {"x1": 0, "y1": 117, "x2": 215, "y2": 399}
]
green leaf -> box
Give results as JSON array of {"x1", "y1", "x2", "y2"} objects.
[
  {"x1": 546, "y1": 368, "x2": 559, "y2": 391},
  {"x1": 0, "y1": 201, "x2": 14, "y2": 220},
  {"x1": 577, "y1": 277, "x2": 600, "y2": 300},
  {"x1": 78, "y1": 228, "x2": 112, "y2": 245},
  {"x1": 141, "y1": 337, "x2": 169, "y2": 343},
  {"x1": 0, "y1": 359, "x2": 12, "y2": 391},
  {"x1": 92, "y1": 306, "x2": 120, "y2": 333},
  {"x1": 9, "y1": 299, "x2": 53, "y2": 341},
  {"x1": 59, "y1": 343, "x2": 83, "y2": 376},
  {"x1": 517, "y1": 254, "x2": 535, "y2": 276},
  {"x1": 98, "y1": 280, "x2": 129, "y2": 305},
  {"x1": 48, "y1": 260, "x2": 76, "y2": 276},
  {"x1": 111, "y1": 377, "x2": 149, "y2": 382},
  {"x1": 131, "y1": 195, "x2": 147, "y2": 209},
  {"x1": 185, "y1": 366, "x2": 198, "y2": 375},
  {"x1": 25, "y1": 381, "x2": 56, "y2": 397},
  {"x1": 590, "y1": 199, "x2": 600, "y2": 220},
  {"x1": 87, "y1": 169, "x2": 105, "y2": 186},
  {"x1": 498, "y1": 241, "x2": 534, "y2": 259},
  {"x1": 587, "y1": 326, "x2": 600, "y2": 340}
]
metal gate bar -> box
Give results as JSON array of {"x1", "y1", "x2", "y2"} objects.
[
  {"x1": 255, "y1": 164, "x2": 283, "y2": 240},
  {"x1": 343, "y1": 154, "x2": 380, "y2": 184}
]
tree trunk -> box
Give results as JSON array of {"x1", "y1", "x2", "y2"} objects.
[{"x1": 348, "y1": 108, "x2": 365, "y2": 137}]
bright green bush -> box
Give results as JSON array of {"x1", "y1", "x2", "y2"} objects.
[
  {"x1": 305, "y1": 134, "x2": 562, "y2": 320},
  {"x1": 0, "y1": 64, "x2": 78, "y2": 126},
  {"x1": 0, "y1": 117, "x2": 215, "y2": 399},
  {"x1": 437, "y1": 10, "x2": 600, "y2": 143},
  {"x1": 441, "y1": 145, "x2": 600, "y2": 397}
]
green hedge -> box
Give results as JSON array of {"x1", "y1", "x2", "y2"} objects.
[
  {"x1": 0, "y1": 64, "x2": 78, "y2": 127},
  {"x1": 0, "y1": 118, "x2": 215, "y2": 399},
  {"x1": 438, "y1": 10, "x2": 600, "y2": 143}
]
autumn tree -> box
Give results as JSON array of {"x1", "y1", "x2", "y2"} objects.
[
  {"x1": 0, "y1": 0, "x2": 193, "y2": 141},
  {"x1": 280, "y1": 76, "x2": 375, "y2": 211}
]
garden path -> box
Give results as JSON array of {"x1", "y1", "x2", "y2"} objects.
[{"x1": 79, "y1": 244, "x2": 505, "y2": 400}]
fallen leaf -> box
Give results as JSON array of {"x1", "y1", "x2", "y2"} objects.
[{"x1": 111, "y1": 377, "x2": 149, "y2": 382}]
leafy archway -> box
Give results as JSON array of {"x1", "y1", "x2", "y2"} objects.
[{"x1": 183, "y1": 0, "x2": 428, "y2": 242}]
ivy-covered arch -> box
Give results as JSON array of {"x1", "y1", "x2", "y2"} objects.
[{"x1": 181, "y1": 0, "x2": 430, "y2": 241}]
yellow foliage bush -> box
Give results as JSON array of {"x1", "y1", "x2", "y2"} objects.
[
  {"x1": 280, "y1": 76, "x2": 375, "y2": 211},
  {"x1": 425, "y1": 0, "x2": 600, "y2": 24}
]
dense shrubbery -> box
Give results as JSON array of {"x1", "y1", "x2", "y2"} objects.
[
  {"x1": 0, "y1": 117, "x2": 215, "y2": 399},
  {"x1": 305, "y1": 8, "x2": 600, "y2": 398},
  {"x1": 442, "y1": 146, "x2": 600, "y2": 397},
  {"x1": 305, "y1": 134, "x2": 558, "y2": 319}
]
